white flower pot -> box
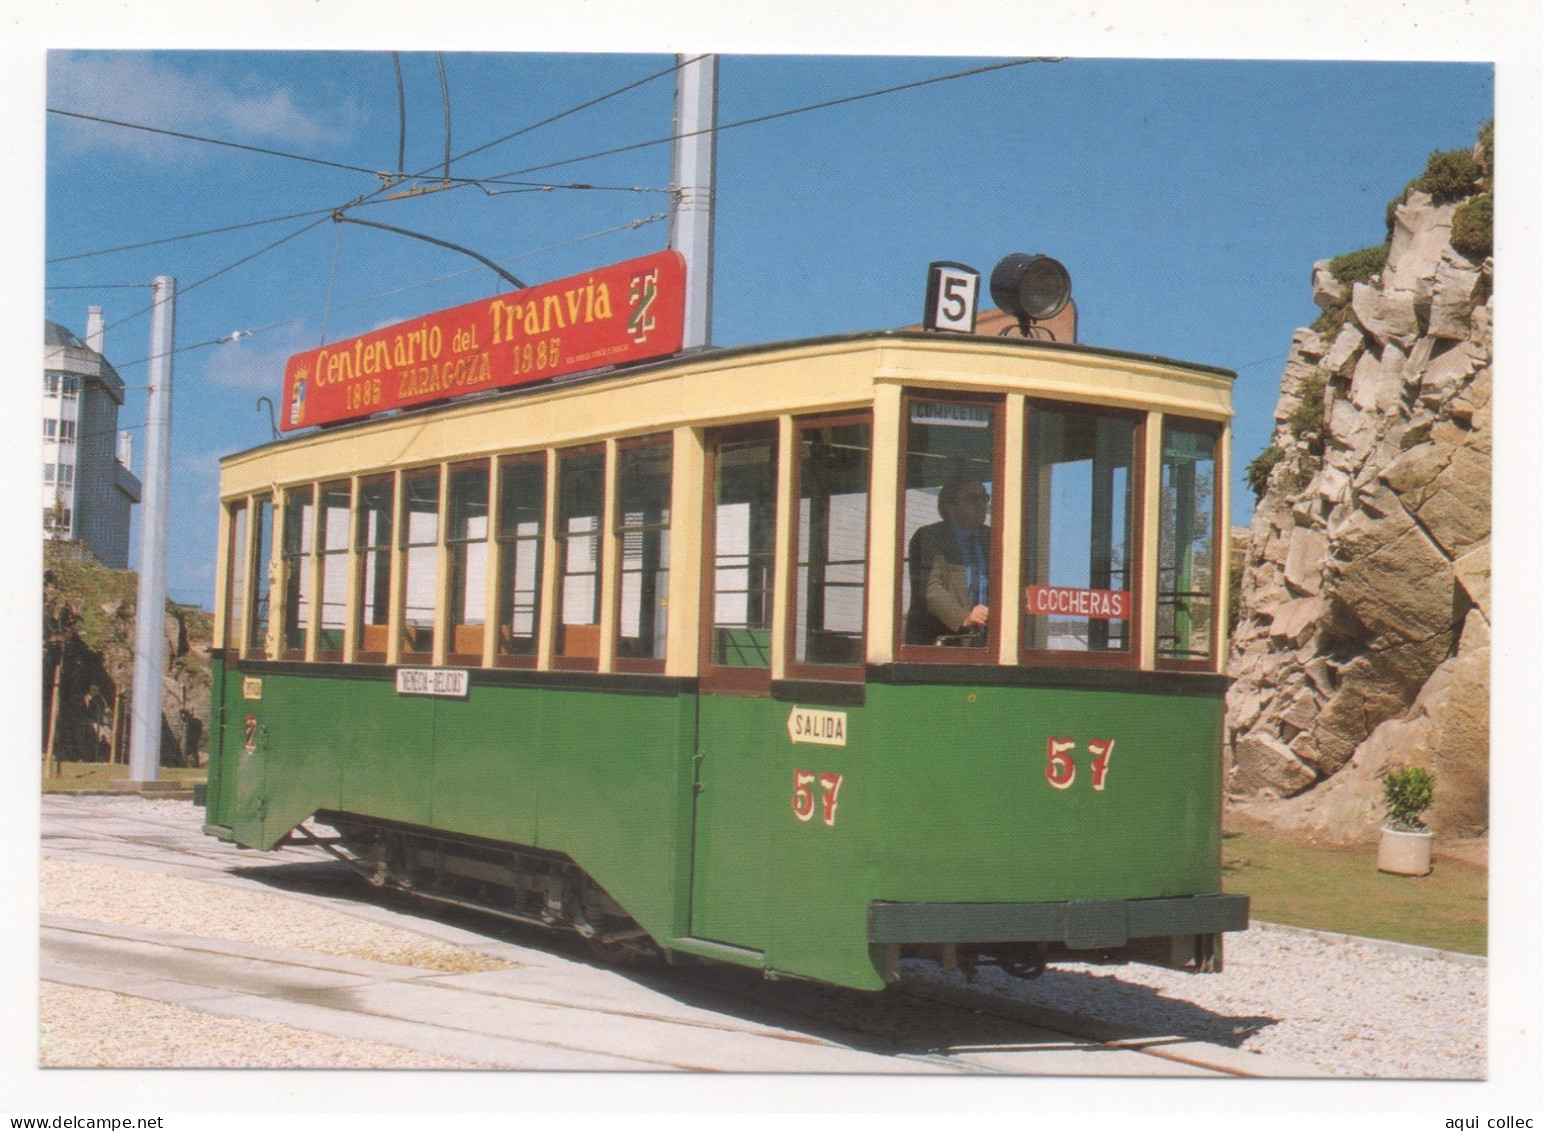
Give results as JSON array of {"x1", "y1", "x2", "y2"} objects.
[{"x1": 1378, "y1": 826, "x2": 1434, "y2": 876}]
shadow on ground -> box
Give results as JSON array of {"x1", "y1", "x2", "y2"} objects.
[{"x1": 234, "y1": 855, "x2": 1278, "y2": 1065}]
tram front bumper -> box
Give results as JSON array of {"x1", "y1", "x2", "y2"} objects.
[{"x1": 868, "y1": 892, "x2": 1248, "y2": 950}]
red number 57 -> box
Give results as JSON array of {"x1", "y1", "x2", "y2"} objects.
[
  {"x1": 793, "y1": 769, "x2": 843, "y2": 826},
  {"x1": 1045, "y1": 738, "x2": 1114, "y2": 791}
]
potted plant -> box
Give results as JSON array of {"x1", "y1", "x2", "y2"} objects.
[{"x1": 1377, "y1": 764, "x2": 1435, "y2": 876}]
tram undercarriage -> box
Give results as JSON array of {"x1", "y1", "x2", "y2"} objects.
[
  {"x1": 282, "y1": 811, "x2": 1233, "y2": 985},
  {"x1": 287, "y1": 813, "x2": 660, "y2": 965}
]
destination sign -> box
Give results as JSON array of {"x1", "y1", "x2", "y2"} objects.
[
  {"x1": 787, "y1": 706, "x2": 848, "y2": 747},
  {"x1": 280, "y1": 250, "x2": 686, "y2": 431},
  {"x1": 1024, "y1": 584, "x2": 1131, "y2": 621},
  {"x1": 395, "y1": 668, "x2": 470, "y2": 698}
]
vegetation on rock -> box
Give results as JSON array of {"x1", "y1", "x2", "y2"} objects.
[
  {"x1": 42, "y1": 543, "x2": 211, "y2": 768},
  {"x1": 1328, "y1": 244, "x2": 1390, "y2": 284},
  {"x1": 1245, "y1": 445, "x2": 1284, "y2": 500},
  {"x1": 1450, "y1": 193, "x2": 1492, "y2": 261},
  {"x1": 1410, "y1": 147, "x2": 1483, "y2": 205},
  {"x1": 1312, "y1": 245, "x2": 1388, "y2": 338},
  {"x1": 1287, "y1": 372, "x2": 1328, "y2": 441}
]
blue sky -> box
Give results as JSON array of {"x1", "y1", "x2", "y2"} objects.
[{"x1": 41, "y1": 50, "x2": 1492, "y2": 606}]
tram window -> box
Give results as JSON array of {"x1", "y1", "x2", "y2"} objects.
[
  {"x1": 707, "y1": 428, "x2": 778, "y2": 677},
  {"x1": 315, "y1": 482, "x2": 350, "y2": 659},
  {"x1": 399, "y1": 470, "x2": 440, "y2": 661},
  {"x1": 248, "y1": 497, "x2": 273, "y2": 658},
  {"x1": 615, "y1": 437, "x2": 671, "y2": 668},
  {"x1": 224, "y1": 502, "x2": 248, "y2": 654},
  {"x1": 280, "y1": 485, "x2": 315, "y2": 659},
  {"x1": 446, "y1": 464, "x2": 490, "y2": 662},
  {"x1": 1157, "y1": 421, "x2": 1218, "y2": 665},
  {"x1": 355, "y1": 477, "x2": 394, "y2": 662},
  {"x1": 901, "y1": 397, "x2": 999, "y2": 654},
  {"x1": 1022, "y1": 405, "x2": 1137, "y2": 657},
  {"x1": 555, "y1": 448, "x2": 604, "y2": 666},
  {"x1": 793, "y1": 417, "x2": 870, "y2": 672},
  {"x1": 495, "y1": 458, "x2": 545, "y2": 663}
]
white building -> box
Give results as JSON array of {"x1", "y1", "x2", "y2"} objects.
[{"x1": 44, "y1": 310, "x2": 141, "y2": 568}]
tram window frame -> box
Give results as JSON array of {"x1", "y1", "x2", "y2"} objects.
[
  {"x1": 612, "y1": 434, "x2": 673, "y2": 675},
  {"x1": 493, "y1": 454, "x2": 546, "y2": 669},
  {"x1": 247, "y1": 496, "x2": 274, "y2": 659},
  {"x1": 314, "y1": 480, "x2": 351, "y2": 662},
  {"x1": 1019, "y1": 400, "x2": 1144, "y2": 670},
  {"x1": 280, "y1": 484, "x2": 316, "y2": 661},
  {"x1": 354, "y1": 475, "x2": 395, "y2": 664},
  {"x1": 787, "y1": 411, "x2": 872, "y2": 682},
  {"x1": 552, "y1": 444, "x2": 606, "y2": 672},
  {"x1": 223, "y1": 500, "x2": 249, "y2": 656},
  {"x1": 701, "y1": 422, "x2": 780, "y2": 695},
  {"x1": 895, "y1": 391, "x2": 1004, "y2": 666},
  {"x1": 445, "y1": 461, "x2": 492, "y2": 666},
  {"x1": 397, "y1": 467, "x2": 441, "y2": 664},
  {"x1": 1155, "y1": 417, "x2": 1223, "y2": 672}
]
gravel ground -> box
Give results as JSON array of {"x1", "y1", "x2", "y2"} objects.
[
  {"x1": 39, "y1": 801, "x2": 1486, "y2": 1077},
  {"x1": 42, "y1": 859, "x2": 511, "y2": 975},
  {"x1": 39, "y1": 983, "x2": 488, "y2": 1069},
  {"x1": 908, "y1": 925, "x2": 1486, "y2": 1079},
  {"x1": 40, "y1": 857, "x2": 516, "y2": 1069}
]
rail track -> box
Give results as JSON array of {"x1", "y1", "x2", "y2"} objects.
[{"x1": 40, "y1": 794, "x2": 1310, "y2": 1075}]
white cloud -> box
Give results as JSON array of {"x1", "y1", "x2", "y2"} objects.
[
  {"x1": 200, "y1": 322, "x2": 313, "y2": 393},
  {"x1": 48, "y1": 52, "x2": 344, "y2": 162}
]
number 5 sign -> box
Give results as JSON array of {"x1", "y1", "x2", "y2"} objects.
[{"x1": 924, "y1": 261, "x2": 980, "y2": 333}]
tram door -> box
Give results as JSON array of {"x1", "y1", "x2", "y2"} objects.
[
  {"x1": 687, "y1": 418, "x2": 871, "y2": 950},
  {"x1": 689, "y1": 426, "x2": 780, "y2": 945}
]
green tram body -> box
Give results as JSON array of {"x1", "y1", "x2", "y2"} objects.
[{"x1": 204, "y1": 330, "x2": 1247, "y2": 992}]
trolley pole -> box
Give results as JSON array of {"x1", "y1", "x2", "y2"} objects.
[
  {"x1": 670, "y1": 53, "x2": 717, "y2": 352},
  {"x1": 127, "y1": 276, "x2": 176, "y2": 785}
]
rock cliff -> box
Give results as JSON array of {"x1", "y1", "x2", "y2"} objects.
[
  {"x1": 43, "y1": 545, "x2": 211, "y2": 769},
  {"x1": 1226, "y1": 136, "x2": 1491, "y2": 841}
]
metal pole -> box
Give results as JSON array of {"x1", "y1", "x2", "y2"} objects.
[
  {"x1": 670, "y1": 54, "x2": 717, "y2": 352},
  {"x1": 128, "y1": 276, "x2": 176, "y2": 783}
]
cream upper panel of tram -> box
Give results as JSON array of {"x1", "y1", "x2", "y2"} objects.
[
  {"x1": 872, "y1": 338, "x2": 1234, "y2": 422},
  {"x1": 219, "y1": 335, "x2": 1231, "y2": 498}
]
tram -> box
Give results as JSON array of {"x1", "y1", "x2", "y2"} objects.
[{"x1": 203, "y1": 251, "x2": 1246, "y2": 991}]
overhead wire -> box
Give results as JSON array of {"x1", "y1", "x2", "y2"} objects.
[
  {"x1": 1234, "y1": 352, "x2": 1291, "y2": 371},
  {"x1": 60, "y1": 57, "x2": 1049, "y2": 348},
  {"x1": 44, "y1": 184, "x2": 665, "y2": 266},
  {"x1": 392, "y1": 52, "x2": 407, "y2": 179},
  {"x1": 476, "y1": 180, "x2": 672, "y2": 196},
  {"x1": 446, "y1": 55, "x2": 702, "y2": 170},
  {"x1": 46, "y1": 282, "x2": 154, "y2": 290},
  {"x1": 103, "y1": 211, "x2": 672, "y2": 373},
  {"x1": 46, "y1": 58, "x2": 692, "y2": 265},
  {"x1": 478, "y1": 57, "x2": 1058, "y2": 182},
  {"x1": 100, "y1": 212, "x2": 338, "y2": 336},
  {"x1": 52, "y1": 57, "x2": 695, "y2": 333},
  {"x1": 47, "y1": 206, "x2": 347, "y2": 265},
  {"x1": 47, "y1": 59, "x2": 701, "y2": 461},
  {"x1": 436, "y1": 53, "x2": 452, "y2": 183},
  {"x1": 45, "y1": 108, "x2": 387, "y2": 177}
]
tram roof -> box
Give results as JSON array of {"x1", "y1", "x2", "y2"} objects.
[{"x1": 221, "y1": 328, "x2": 1235, "y2": 465}]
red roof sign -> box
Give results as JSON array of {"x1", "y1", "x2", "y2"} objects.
[{"x1": 280, "y1": 250, "x2": 686, "y2": 431}]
